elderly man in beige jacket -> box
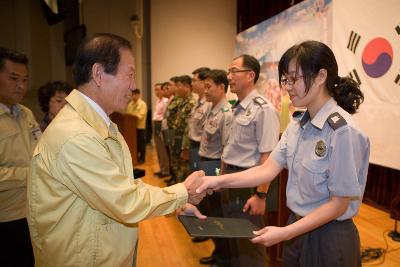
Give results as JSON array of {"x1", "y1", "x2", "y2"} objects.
[{"x1": 27, "y1": 33, "x2": 205, "y2": 267}]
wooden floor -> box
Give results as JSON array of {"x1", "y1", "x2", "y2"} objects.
[{"x1": 136, "y1": 145, "x2": 400, "y2": 267}]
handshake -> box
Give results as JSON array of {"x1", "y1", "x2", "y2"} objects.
[{"x1": 182, "y1": 170, "x2": 217, "y2": 205}]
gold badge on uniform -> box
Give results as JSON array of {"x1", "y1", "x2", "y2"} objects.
[
  {"x1": 315, "y1": 140, "x2": 326, "y2": 157},
  {"x1": 246, "y1": 108, "x2": 252, "y2": 116}
]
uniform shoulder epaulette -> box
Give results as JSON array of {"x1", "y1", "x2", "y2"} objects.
[
  {"x1": 327, "y1": 112, "x2": 347, "y2": 130},
  {"x1": 253, "y1": 96, "x2": 267, "y2": 107},
  {"x1": 292, "y1": 110, "x2": 304, "y2": 118}
]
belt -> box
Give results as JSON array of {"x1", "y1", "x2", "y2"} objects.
[
  {"x1": 200, "y1": 156, "x2": 219, "y2": 161},
  {"x1": 291, "y1": 212, "x2": 354, "y2": 223},
  {"x1": 189, "y1": 139, "x2": 200, "y2": 147},
  {"x1": 224, "y1": 163, "x2": 248, "y2": 171}
]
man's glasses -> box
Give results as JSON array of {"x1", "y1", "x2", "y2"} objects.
[
  {"x1": 227, "y1": 68, "x2": 252, "y2": 75},
  {"x1": 280, "y1": 75, "x2": 304, "y2": 87}
]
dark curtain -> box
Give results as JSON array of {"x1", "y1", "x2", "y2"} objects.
[
  {"x1": 364, "y1": 164, "x2": 400, "y2": 219},
  {"x1": 237, "y1": 0, "x2": 304, "y2": 33}
]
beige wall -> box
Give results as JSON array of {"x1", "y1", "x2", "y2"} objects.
[
  {"x1": 82, "y1": 0, "x2": 136, "y2": 45},
  {"x1": 150, "y1": 0, "x2": 237, "y2": 104},
  {"x1": 0, "y1": 0, "x2": 237, "y2": 118},
  {"x1": 0, "y1": 0, "x2": 140, "y2": 119},
  {"x1": 82, "y1": 0, "x2": 153, "y2": 103},
  {"x1": 0, "y1": 0, "x2": 66, "y2": 120}
]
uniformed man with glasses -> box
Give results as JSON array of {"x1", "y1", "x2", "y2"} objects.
[{"x1": 220, "y1": 54, "x2": 280, "y2": 267}]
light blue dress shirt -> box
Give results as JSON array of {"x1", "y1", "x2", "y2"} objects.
[{"x1": 271, "y1": 98, "x2": 370, "y2": 220}]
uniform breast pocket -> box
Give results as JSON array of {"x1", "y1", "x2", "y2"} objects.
[
  {"x1": 301, "y1": 155, "x2": 329, "y2": 186},
  {"x1": 205, "y1": 122, "x2": 218, "y2": 135},
  {"x1": 193, "y1": 111, "x2": 204, "y2": 121},
  {"x1": 205, "y1": 125, "x2": 218, "y2": 146},
  {"x1": 234, "y1": 116, "x2": 254, "y2": 143}
]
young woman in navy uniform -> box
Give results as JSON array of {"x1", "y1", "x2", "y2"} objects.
[{"x1": 197, "y1": 40, "x2": 370, "y2": 267}]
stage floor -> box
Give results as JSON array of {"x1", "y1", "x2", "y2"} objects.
[{"x1": 136, "y1": 145, "x2": 400, "y2": 267}]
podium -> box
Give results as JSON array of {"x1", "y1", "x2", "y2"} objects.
[{"x1": 110, "y1": 112, "x2": 138, "y2": 166}]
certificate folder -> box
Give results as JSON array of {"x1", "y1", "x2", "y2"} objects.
[{"x1": 178, "y1": 215, "x2": 258, "y2": 239}]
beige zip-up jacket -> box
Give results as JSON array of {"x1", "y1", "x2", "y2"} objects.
[
  {"x1": 0, "y1": 104, "x2": 40, "y2": 222},
  {"x1": 27, "y1": 90, "x2": 188, "y2": 267}
]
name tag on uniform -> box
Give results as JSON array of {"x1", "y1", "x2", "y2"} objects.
[{"x1": 31, "y1": 127, "x2": 42, "y2": 141}]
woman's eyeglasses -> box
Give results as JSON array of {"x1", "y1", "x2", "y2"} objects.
[{"x1": 280, "y1": 75, "x2": 304, "y2": 87}]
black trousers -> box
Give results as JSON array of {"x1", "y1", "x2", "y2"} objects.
[
  {"x1": 208, "y1": 191, "x2": 231, "y2": 267},
  {"x1": 197, "y1": 158, "x2": 230, "y2": 267},
  {"x1": 0, "y1": 218, "x2": 35, "y2": 267},
  {"x1": 136, "y1": 129, "x2": 146, "y2": 163},
  {"x1": 222, "y1": 166, "x2": 268, "y2": 267},
  {"x1": 283, "y1": 213, "x2": 361, "y2": 267}
]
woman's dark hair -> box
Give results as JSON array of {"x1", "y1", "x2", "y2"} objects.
[
  {"x1": 37, "y1": 81, "x2": 73, "y2": 113},
  {"x1": 235, "y1": 54, "x2": 261, "y2": 83},
  {"x1": 278, "y1": 40, "x2": 364, "y2": 114},
  {"x1": 73, "y1": 33, "x2": 132, "y2": 86},
  {"x1": 204, "y1": 69, "x2": 229, "y2": 92}
]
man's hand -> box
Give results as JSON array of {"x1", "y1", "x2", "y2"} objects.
[
  {"x1": 195, "y1": 175, "x2": 221, "y2": 195},
  {"x1": 183, "y1": 170, "x2": 206, "y2": 205},
  {"x1": 243, "y1": 195, "x2": 266, "y2": 216},
  {"x1": 176, "y1": 203, "x2": 207, "y2": 219}
]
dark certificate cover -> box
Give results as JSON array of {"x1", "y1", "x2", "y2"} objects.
[{"x1": 178, "y1": 215, "x2": 258, "y2": 239}]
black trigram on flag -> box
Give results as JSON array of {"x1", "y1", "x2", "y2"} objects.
[
  {"x1": 394, "y1": 26, "x2": 399, "y2": 85},
  {"x1": 349, "y1": 69, "x2": 361, "y2": 85},
  {"x1": 347, "y1": 31, "x2": 361, "y2": 53},
  {"x1": 395, "y1": 74, "x2": 400, "y2": 86}
]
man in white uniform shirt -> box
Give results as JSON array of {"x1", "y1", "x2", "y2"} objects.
[{"x1": 152, "y1": 83, "x2": 170, "y2": 177}]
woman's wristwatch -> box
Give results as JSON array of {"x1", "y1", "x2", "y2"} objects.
[{"x1": 254, "y1": 191, "x2": 267, "y2": 199}]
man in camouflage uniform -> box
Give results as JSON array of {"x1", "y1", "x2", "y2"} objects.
[
  {"x1": 163, "y1": 77, "x2": 181, "y2": 184},
  {"x1": 167, "y1": 75, "x2": 195, "y2": 185}
]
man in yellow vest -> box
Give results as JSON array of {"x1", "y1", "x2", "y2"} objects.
[
  {"x1": 27, "y1": 33, "x2": 205, "y2": 267},
  {"x1": 127, "y1": 88, "x2": 148, "y2": 164}
]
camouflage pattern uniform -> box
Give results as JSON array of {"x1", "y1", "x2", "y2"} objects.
[
  {"x1": 164, "y1": 96, "x2": 182, "y2": 180},
  {"x1": 169, "y1": 94, "x2": 196, "y2": 182}
]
